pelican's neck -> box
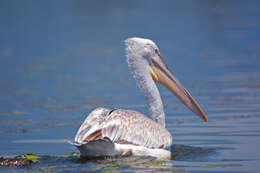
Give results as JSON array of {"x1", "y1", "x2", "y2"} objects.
[{"x1": 126, "y1": 53, "x2": 165, "y2": 127}]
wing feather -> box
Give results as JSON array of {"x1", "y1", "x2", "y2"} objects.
[
  {"x1": 75, "y1": 108, "x2": 172, "y2": 149},
  {"x1": 74, "y1": 108, "x2": 112, "y2": 143},
  {"x1": 101, "y1": 109, "x2": 172, "y2": 149}
]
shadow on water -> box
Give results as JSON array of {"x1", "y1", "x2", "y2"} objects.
[{"x1": 170, "y1": 144, "x2": 215, "y2": 162}]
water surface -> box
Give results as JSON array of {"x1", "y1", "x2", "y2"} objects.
[{"x1": 1, "y1": 1, "x2": 260, "y2": 172}]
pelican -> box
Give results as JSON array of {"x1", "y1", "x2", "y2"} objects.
[{"x1": 69, "y1": 37, "x2": 208, "y2": 159}]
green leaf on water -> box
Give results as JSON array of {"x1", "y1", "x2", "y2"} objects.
[
  {"x1": 17, "y1": 154, "x2": 40, "y2": 163},
  {"x1": 59, "y1": 152, "x2": 80, "y2": 158}
]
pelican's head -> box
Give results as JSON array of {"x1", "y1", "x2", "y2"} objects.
[
  {"x1": 125, "y1": 37, "x2": 208, "y2": 122},
  {"x1": 125, "y1": 37, "x2": 160, "y2": 65}
]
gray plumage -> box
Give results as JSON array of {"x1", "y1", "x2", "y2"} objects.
[{"x1": 74, "y1": 108, "x2": 172, "y2": 149}]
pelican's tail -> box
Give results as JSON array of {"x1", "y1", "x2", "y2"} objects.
[{"x1": 68, "y1": 137, "x2": 118, "y2": 157}]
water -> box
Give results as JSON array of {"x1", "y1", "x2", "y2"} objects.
[{"x1": 1, "y1": 0, "x2": 260, "y2": 172}]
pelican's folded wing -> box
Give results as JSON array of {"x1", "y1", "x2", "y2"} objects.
[{"x1": 101, "y1": 109, "x2": 172, "y2": 149}]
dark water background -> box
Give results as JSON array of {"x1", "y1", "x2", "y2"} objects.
[{"x1": 1, "y1": 0, "x2": 260, "y2": 172}]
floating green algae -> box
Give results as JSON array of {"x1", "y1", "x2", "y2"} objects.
[
  {"x1": 59, "y1": 152, "x2": 80, "y2": 158},
  {"x1": 17, "y1": 154, "x2": 40, "y2": 163}
]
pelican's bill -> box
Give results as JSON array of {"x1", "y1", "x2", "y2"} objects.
[{"x1": 149, "y1": 54, "x2": 208, "y2": 122}]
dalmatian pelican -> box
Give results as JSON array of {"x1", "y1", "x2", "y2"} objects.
[{"x1": 69, "y1": 37, "x2": 208, "y2": 159}]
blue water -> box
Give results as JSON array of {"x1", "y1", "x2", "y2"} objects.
[{"x1": 1, "y1": 0, "x2": 260, "y2": 172}]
